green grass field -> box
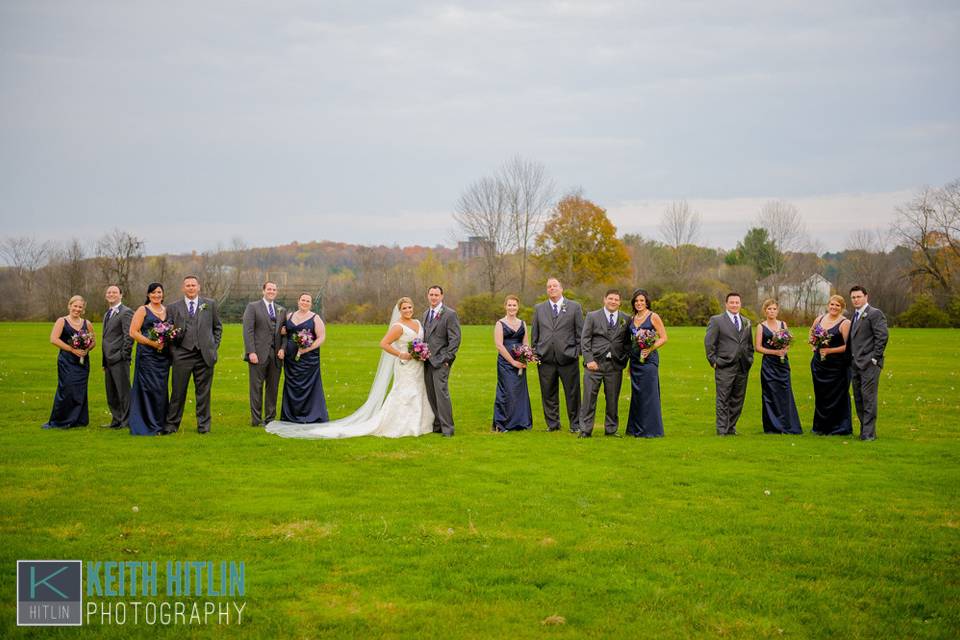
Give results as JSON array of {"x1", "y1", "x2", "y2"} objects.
[{"x1": 1, "y1": 323, "x2": 958, "y2": 638}]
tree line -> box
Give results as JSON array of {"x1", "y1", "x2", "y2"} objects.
[{"x1": 2, "y1": 166, "x2": 958, "y2": 327}]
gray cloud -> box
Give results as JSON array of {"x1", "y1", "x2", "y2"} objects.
[{"x1": 1, "y1": 1, "x2": 957, "y2": 255}]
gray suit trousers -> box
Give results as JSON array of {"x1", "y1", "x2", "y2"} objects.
[
  {"x1": 424, "y1": 364, "x2": 454, "y2": 435},
  {"x1": 248, "y1": 357, "x2": 281, "y2": 425},
  {"x1": 715, "y1": 365, "x2": 749, "y2": 434},
  {"x1": 104, "y1": 360, "x2": 131, "y2": 427},
  {"x1": 851, "y1": 365, "x2": 881, "y2": 438},
  {"x1": 166, "y1": 349, "x2": 215, "y2": 433},
  {"x1": 579, "y1": 360, "x2": 623, "y2": 435},
  {"x1": 537, "y1": 361, "x2": 581, "y2": 431}
]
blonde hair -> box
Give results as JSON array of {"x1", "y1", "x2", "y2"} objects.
[
  {"x1": 396, "y1": 296, "x2": 413, "y2": 310},
  {"x1": 761, "y1": 298, "x2": 778, "y2": 313},
  {"x1": 67, "y1": 295, "x2": 86, "y2": 310},
  {"x1": 504, "y1": 294, "x2": 520, "y2": 306},
  {"x1": 828, "y1": 294, "x2": 846, "y2": 311}
]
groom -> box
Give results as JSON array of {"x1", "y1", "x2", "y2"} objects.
[
  {"x1": 422, "y1": 285, "x2": 461, "y2": 437},
  {"x1": 164, "y1": 275, "x2": 222, "y2": 434}
]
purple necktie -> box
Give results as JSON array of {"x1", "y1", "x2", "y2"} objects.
[
  {"x1": 734, "y1": 315, "x2": 740, "y2": 331},
  {"x1": 552, "y1": 303, "x2": 559, "y2": 318},
  {"x1": 189, "y1": 301, "x2": 195, "y2": 317},
  {"x1": 428, "y1": 309, "x2": 435, "y2": 324},
  {"x1": 268, "y1": 303, "x2": 275, "y2": 320},
  {"x1": 608, "y1": 313, "x2": 615, "y2": 328}
]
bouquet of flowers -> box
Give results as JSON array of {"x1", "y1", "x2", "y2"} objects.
[
  {"x1": 510, "y1": 344, "x2": 540, "y2": 376},
  {"x1": 809, "y1": 325, "x2": 831, "y2": 361},
  {"x1": 768, "y1": 328, "x2": 793, "y2": 363},
  {"x1": 147, "y1": 321, "x2": 183, "y2": 351},
  {"x1": 408, "y1": 339, "x2": 431, "y2": 362},
  {"x1": 71, "y1": 329, "x2": 94, "y2": 364},
  {"x1": 635, "y1": 328, "x2": 658, "y2": 363},
  {"x1": 292, "y1": 329, "x2": 314, "y2": 361}
]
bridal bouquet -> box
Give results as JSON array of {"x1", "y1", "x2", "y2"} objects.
[
  {"x1": 768, "y1": 328, "x2": 793, "y2": 363},
  {"x1": 293, "y1": 329, "x2": 314, "y2": 361},
  {"x1": 147, "y1": 321, "x2": 183, "y2": 351},
  {"x1": 70, "y1": 329, "x2": 94, "y2": 364},
  {"x1": 635, "y1": 328, "x2": 658, "y2": 363},
  {"x1": 511, "y1": 344, "x2": 540, "y2": 376},
  {"x1": 408, "y1": 339, "x2": 431, "y2": 362},
  {"x1": 809, "y1": 325, "x2": 831, "y2": 361}
]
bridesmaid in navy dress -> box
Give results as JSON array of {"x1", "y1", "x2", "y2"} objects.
[
  {"x1": 625, "y1": 289, "x2": 667, "y2": 438},
  {"x1": 43, "y1": 295, "x2": 95, "y2": 429},
  {"x1": 810, "y1": 295, "x2": 853, "y2": 436},
  {"x1": 128, "y1": 283, "x2": 172, "y2": 435},
  {"x1": 280, "y1": 293, "x2": 329, "y2": 423},
  {"x1": 492, "y1": 295, "x2": 533, "y2": 432},
  {"x1": 755, "y1": 299, "x2": 802, "y2": 434}
]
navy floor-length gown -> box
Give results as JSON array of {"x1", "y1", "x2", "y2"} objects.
[
  {"x1": 811, "y1": 320, "x2": 852, "y2": 436},
  {"x1": 129, "y1": 307, "x2": 171, "y2": 435},
  {"x1": 280, "y1": 314, "x2": 329, "y2": 424},
  {"x1": 43, "y1": 319, "x2": 90, "y2": 429},
  {"x1": 760, "y1": 322, "x2": 803, "y2": 434},
  {"x1": 626, "y1": 314, "x2": 664, "y2": 438},
  {"x1": 492, "y1": 321, "x2": 533, "y2": 431}
]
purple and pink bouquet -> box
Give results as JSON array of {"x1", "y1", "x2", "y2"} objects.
[
  {"x1": 768, "y1": 329, "x2": 793, "y2": 363},
  {"x1": 293, "y1": 329, "x2": 314, "y2": 361},
  {"x1": 147, "y1": 321, "x2": 183, "y2": 351},
  {"x1": 635, "y1": 328, "x2": 659, "y2": 363},
  {"x1": 809, "y1": 325, "x2": 831, "y2": 361},
  {"x1": 408, "y1": 339, "x2": 431, "y2": 362},
  {"x1": 510, "y1": 344, "x2": 540, "y2": 376},
  {"x1": 70, "y1": 329, "x2": 94, "y2": 364}
]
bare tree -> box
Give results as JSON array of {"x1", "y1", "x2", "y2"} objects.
[
  {"x1": 500, "y1": 156, "x2": 554, "y2": 296},
  {"x1": 0, "y1": 235, "x2": 50, "y2": 298},
  {"x1": 758, "y1": 200, "x2": 808, "y2": 255},
  {"x1": 892, "y1": 180, "x2": 960, "y2": 296},
  {"x1": 659, "y1": 200, "x2": 702, "y2": 284},
  {"x1": 453, "y1": 176, "x2": 512, "y2": 295},
  {"x1": 96, "y1": 229, "x2": 145, "y2": 294}
]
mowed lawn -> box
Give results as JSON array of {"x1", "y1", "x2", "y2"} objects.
[{"x1": 0, "y1": 322, "x2": 957, "y2": 639}]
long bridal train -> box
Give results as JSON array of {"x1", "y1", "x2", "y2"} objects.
[{"x1": 266, "y1": 306, "x2": 434, "y2": 439}]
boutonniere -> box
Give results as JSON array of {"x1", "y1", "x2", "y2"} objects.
[
  {"x1": 199, "y1": 303, "x2": 208, "y2": 312},
  {"x1": 561, "y1": 303, "x2": 567, "y2": 314},
  {"x1": 618, "y1": 316, "x2": 626, "y2": 327}
]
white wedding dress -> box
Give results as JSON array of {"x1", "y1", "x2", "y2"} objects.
[{"x1": 266, "y1": 317, "x2": 435, "y2": 439}]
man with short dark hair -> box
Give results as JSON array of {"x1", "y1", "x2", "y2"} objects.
[
  {"x1": 164, "y1": 275, "x2": 222, "y2": 434},
  {"x1": 578, "y1": 289, "x2": 631, "y2": 437},
  {"x1": 243, "y1": 282, "x2": 285, "y2": 427},
  {"x1": 422, "y1": 285, "x2": 461, "y2": 437},
  {"x1": 848, "y1": 286, "x2": 889, "y2": 441},
  {"x1": 101, "y1": 284, "x2": 133, "y2": 429},
  {"x1": 704, "y1": 292, "x2": 754, "y2": 435}
]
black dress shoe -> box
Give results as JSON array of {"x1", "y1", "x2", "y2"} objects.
[
  {"x1": 578, "y1": 432, "x2": 591, "y2": 438},
  {"x1": 197, "y1": 429, "x2": 209, "y2": 435},
  {"x1": 547, "y1": 427, "x2": 560, "y2": 432},
  {"x1": 860, "y1": 435, "x2": 877, "y2": 441},
  {"x1": 442, "y1": 433, "x2": 453, "y2": 438},
  {"x1": 569, "y1": 427, "x2": 581, "y2": 434},
  {"x1": 604, "y1": 433, "x2": 622, "y2": 438}
]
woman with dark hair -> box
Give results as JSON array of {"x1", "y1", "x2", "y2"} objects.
[
  {"x1": 43, "y1": 295, "x2": 95, "y2": 429},
  {"x1": 625, "y1": 289, "x2": 667, "y2": 437},
  {"x1": 128, "y1": 283, "x2": 172, "y2": 435}
]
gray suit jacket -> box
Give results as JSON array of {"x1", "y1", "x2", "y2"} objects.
[
  {"x1": 167, "y1": 297, "x2": 223, "y2": 367},
  {"x1": 242, "y1": 300, "x2": 285, "y2": 363},
  {"x1": 704, "y1": 313, "x2": 754, "y2": 371},
  {"x1": 848, "y1": 305, "x2": 889, "y2": 370},
  {"x1": 581, "y1": 309, "x2": 632, "y2": 369},
  {"x1": 422, "y1": 305, "x2": 461, "y2": 368},
  {"x1": 101, "y1": 304, "x2": 133, "y2": 367},
  {"x1": 531, "y1": 299, "x2": 584, "y2": 366}
]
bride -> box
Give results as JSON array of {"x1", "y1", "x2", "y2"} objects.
[{"x1": 266, "y1": 297, "x2": 435, "y2": 439}]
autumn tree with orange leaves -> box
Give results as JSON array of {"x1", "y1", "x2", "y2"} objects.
[{"x1": 533, "y1": 192, "x2": 630, "y2": 288}]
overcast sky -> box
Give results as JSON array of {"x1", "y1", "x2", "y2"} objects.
[{"x1": 1, "y1": 1, "x2": 958, "y2": 255}]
